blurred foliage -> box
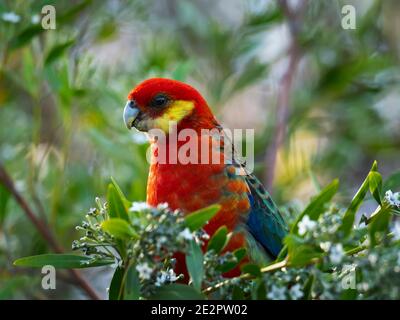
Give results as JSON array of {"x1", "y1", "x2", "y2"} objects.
[{"x1": 0, "y1": 0, "x2": 400, "y2": 299}]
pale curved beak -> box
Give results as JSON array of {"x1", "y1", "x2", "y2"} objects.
[{"x1": 123, "y1": 100, "x2": 140, "y2": 129}]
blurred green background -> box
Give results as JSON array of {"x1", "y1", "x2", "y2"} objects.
[{"x1": 0, "y1": 0, "x2": 399, "y2": 299}]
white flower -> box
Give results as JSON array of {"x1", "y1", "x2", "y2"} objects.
[
  {"x1": 298, "y1": 215, "x2": 317, "y2": 236},
  {"x1": 2, "y1": 12, "x2": 21, "y2": 23},
  {"x1": 88, "y1": 207, "x2": 97, "y2": 215},
  {"x1": 155, "y1": 275, "x2": 166, "y2": 287},
  {"x1": 267, "y1": 285, "x2": 286, "y2": 300},
  {"x1": 178, "y1": 228, "x2": 193, "y2": 241},
  {"x1": 368, "y1": 253, "x2": 378, "y2": 266},
  {"x1": 155, "y1": 269, "x2": 178, "y2": 287},
  {"x1": 156, "y1": 236, "x2": 168, "y2": 247},
  {"x1": 358, "y1": 221, "x2": 366, "y2": 229},
  {"x1": 136, "y1": 263, "x2": 153, "y2": 280},
  {"x1": 157, "y1": 202, "x2": 169, "y2": 210},
  {"x1": 31, "y1": 14, "x2": 40, "y2": 24},
  {"x1": 391, "y1": 220, "x2": 400, "y2": 241},
  {"x1": 129, "y1": 202, "x2": 150, "y2": 212},
  {"x1": 385, "y1": 190, "x2": 400, "y2": 207},
  {"x1": 329, "y1": 243, "x2": 344, "y2": 264},
  {"x1": 320, "y1": 241, "x2": 332, "y2": 252},
  {"x1": 289, "y1": 284, "x2": 303, "y2": 300},
  {"x1": 357, "y1": 282, "x2": 369, "y2": 291},
  {"x1": 201, "y1": 232, "x2": 210, "y2": 240}
]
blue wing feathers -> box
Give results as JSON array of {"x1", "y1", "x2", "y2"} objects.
[{"x1": 245, "y1": 175, "x2": 288, "y2": 258}]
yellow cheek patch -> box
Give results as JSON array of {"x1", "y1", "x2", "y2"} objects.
[{"x1": 153, "y1": 100, "x2": 195, "y2": 132}]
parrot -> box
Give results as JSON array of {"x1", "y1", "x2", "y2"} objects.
[{"x1": 123, "y1": 78, "x2": 288, "y2": 278}]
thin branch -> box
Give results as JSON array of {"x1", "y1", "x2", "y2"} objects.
[
  {"x1": 0, "y1": 162, "x2": 100, "y2": 300},
  {"x1": 264, "y1": 0, "x2": 306, "y2": 191},
  {"x1": 202, "y1": 259, "x2": 288, "y2": 295},
  {"x1": 202, "y1": 236, "x2": 374, "y2": 296}
]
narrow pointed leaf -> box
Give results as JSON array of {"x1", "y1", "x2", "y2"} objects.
[
  {"x1": 185, "y1": 204, "x2": 220, "y2": 231},
  {"x1": 14, "y1": 254, "x2": 114, "y2": 269},
  {"x1": 291, "y1": 179, "x2": 339, "y2": 234},
  {"x1": 241, "y1": 263, "x2": 262, "y2": 277},
  {"x1": 206, "y1": 226, "x2": 228, "y2": 253},
  {"x1": 369, "y1": 171, "x2": 382, "y2": 205},
  {"x1": 341, "y1": 161, "x2": 378, "y2": 236},
  {"x1": 124, "y1": 264, "x2": 140, "y2": 300},
  {"x1": 185, "y1": 240, "x2": 204, "y2": 291},
  {"x1": 101, "y1": 218, "x2": 138, "y2": 240},
  {"x1": 107, "y1": 184, "x2": 129, "y2": 221},
  {"x1": 109, "y1": 266, "x2": 124, "y2": 300},
  {"x1": 111, "y1": 177, "x2": 131, "y2": 209}
]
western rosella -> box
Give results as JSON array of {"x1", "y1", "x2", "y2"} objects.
[{"x1": 123, "y1": 78, "x2": 287, "y2": 278}]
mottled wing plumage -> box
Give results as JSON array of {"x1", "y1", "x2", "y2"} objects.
[
  {"x1": 245, "y1": 173, "x2": 288, "y2": 257},
  {"x1": 222, "y1": 127, "x2": 288, "y2": 259}
]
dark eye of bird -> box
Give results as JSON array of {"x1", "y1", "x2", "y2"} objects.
[{"x1": 151, "y1": 94, "x2": 169, "y2": 108}]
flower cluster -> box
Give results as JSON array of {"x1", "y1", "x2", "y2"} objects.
[
  {"x1": 72, "y1": 198, "x2": 116, "y2": 264},
  {"x1": 73, "y1": 198, "x2": 219, "y2": 298},
  {"x1": 274, "y1": 202, "x2": 400, "y2": 300},
  {"x1": 384, "y1": 190, "x2": 400, "y2": 209}
]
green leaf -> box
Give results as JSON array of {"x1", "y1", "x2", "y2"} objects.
[
  {"x1": 382, "y1": 171, "x2": 400, "y2": 195},
  {"x1": 341, "y1": 161, "x2": 377, "y2": 236},
  {"x1": 251, "y1": 279, "x2": 266, "y2": 300},
  {"x1": 217, "y1": 248, "x2": 247, "y2": 273},
  {"x1": 206, "y1": 226, "x2": 228, "y2": 254},
  {"x1": 185, "y1": 240, "x2": 204, "y2": 291},
  {"x1": 245, "y1": 7, "x2": 283, "y2": 28},
  {"x1": 101, "y1": 218, "x2": 138, "y2": 240},
  {"x1": 150, "y1": 284, "x2": 205, "y2": 300},
  {"x1": 0, "y1": 184, "x2": 10, "y2": 226},
  {"x1": 124, "y1": 264, "x2": 140, "y2": 300},
  {"x1": 185, "y1": 204, "x2": 220, "y2": 231},
  {"x1": 368, "y1": 207, "x2": 392, "y2": 246},
  {"x1": 111, "y1": 177, "x2": 131, "y2": 209},
  {"x1": 369, "y1": 171, "x2": 382, "y2": 205},
  {"x1": 276, "y1": 244, "x2": 288, "y2": 261},
  {"x1": 302, "y1": 274, "x2": 314, "y2": 300},
  {"x1": 107, "y1": 184, "x2": 129, "y2": 221},
  {"x1": 0, "y1": 276, "x2": 32, "y2": 299},
  {"x1": 241, "y1": 263, "x2": 262, "y2": 277},
  {"x1": 95, "y1": 19, "x2": 118, "y2": 42},
  {"x1": 58, "y1": 0, "x2": 92, "y2": 24},
  {"x1": 9, "y1": 25, "x2": 44, "y2": 50},
  {"x1": 232, "y1": 285, "x2": 245, "y2": 300},
  {"x1": 285, "y1": 235, "x2": 324, "y2": 267},
  {"x1": 45, "y1": 40, "x2": 75, "y2": 65},
  {"x1": 109, "y1": 266, "x2": 124, "y2": 300},
  {"x1": 291, "y1": 179, "x2": 339, "y2": 234},
  {"x1": 341, "y1": 289, "x2": 358, "y2": 300},
  {"x1": 14, "y1": 254, "x2": 114, "y2": 269}
]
